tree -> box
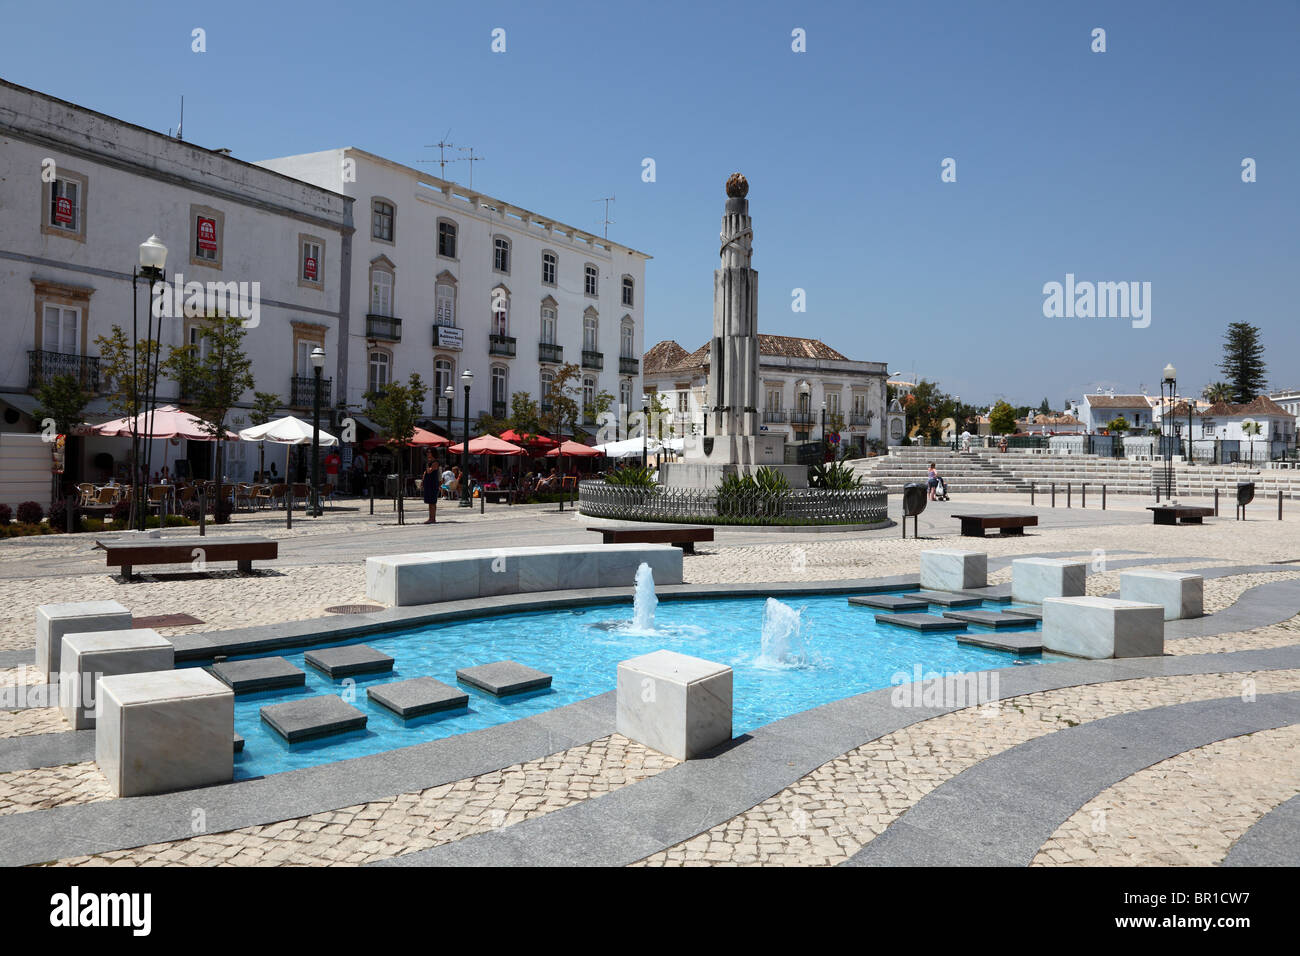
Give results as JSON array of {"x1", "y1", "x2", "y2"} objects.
[
  {"x1": 94, "y1": 325, "x2": 161, "y2": 528},
  {"x1": 1202, "y1": 381, "x2": 1233, "y2": 405},
  {"x1": 1241, "y1": 418, "x2": 1262, "y2": 463},
  {"x1": 989, "y1": 400, "x2": 1018, "y2": 435},
  {"x1": 1038, "y1": 397, "x2": 1052, "y2": 416},
  {"x1": 902, "y1": 379, "x2": 974, "y2": 444},
  {"x1": 364, "y1": 373, "x2": 427, "y2": 525},
  {"x1": 1219, "y1": 322, "x2": 1267, "y2": 404},
  {"x1": 506, "y1": 392, "x2": 541, "y2": 439},
  {"x1": 581, "y1": 388, "x2": 615, "y2": 440},
  {"x1": 541, "y1": 362, "x2": 582, "y2": 436},
  {"x1": 248, "y1": 391, "x2": 282, "y2": 483},
  {"x1": 161, "y1": 315, "x2": 255, "y2": 524},
  {"x1": 1106, "y1": 415, "x2": 1131, "y2": 434},
  {"x1": 34, "y1": 374, "x2": 93, "y2": 531}
]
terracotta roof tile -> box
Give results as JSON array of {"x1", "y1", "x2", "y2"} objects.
[
  {"x1": 643, "y1": 334, "x2": 849, "y2": 374},
  {"x1": 1085, "y1": 394, "x2": 1152, "y2": 408}
]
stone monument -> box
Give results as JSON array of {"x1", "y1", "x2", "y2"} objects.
[{"x1": 661, "y1": 174, "x2": 807, "y2": 490}]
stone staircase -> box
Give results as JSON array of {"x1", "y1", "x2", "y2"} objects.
[{"x1": 848, "y1": 447, "x2": 1030, "y2": 494}]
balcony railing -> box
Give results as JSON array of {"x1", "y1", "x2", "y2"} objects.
[
  {"x1": 582, "y1": 350, "x2": 603, "y2": 370},
  {"x1": 790, "y1": 410, "x2": 814, "y2": 425},
  {"x1": 850, "y1": 413, "x2": 870, "y2": 426},
  {"x1": 290, "y1": 375, "x2": 333, "y2": 409},
  {"x1": 28, "y1": 350, "x2": 101, "y2": 393},
  {"x1": 763, "y1": 408, "x2": 787, "y2": 423},
  {"x1": 582, "y1": 408, "x2": 597, "y2": 425},
  {"x1": 492, "y1": 401, "x2": 508, "y2": 419},
  {"x1": 489, "y1": 334, "x2": 517, "y2": 357},
  {"x1": 538, "y1": 342, "x2": 563, "y2": 364},
  {"x1": 366, "y1": 314, "x2": 401, "y2": 341},
  {"x1": 619, "y1": 356, "x2": 639, "y2": 375}
]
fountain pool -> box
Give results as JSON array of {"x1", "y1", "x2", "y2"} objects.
[{"x1": 203, "y1": 591, "x2": 1056, "y2": 779}]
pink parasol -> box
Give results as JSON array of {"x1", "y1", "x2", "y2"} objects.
[
  {"x1": 362, "y1": 426, "x2": 450, "y2": 450},
  {"x1": 447, "y1": 434, "x2": 526, "y2": 456},
  {"x1": 90, "y1": 405, "x2": 238, "y2": 441},
  {"x1": 545, "y1": 440, "x2": 602, "y2": 457}
]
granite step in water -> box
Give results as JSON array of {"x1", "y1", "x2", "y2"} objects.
[
  {"x1": 956, "y1": 632, "x2": 1045, "y2": 655},
  {"x1": 949, "y1": 583, "x2": 1014, "y2": 604},
  {"x1": 304, "y1": 644, "x2": 395, "y2": 678},
  {"x1": 368, "y1": 677, "x2": 469, "y2": 718},
  {"x1": 910, "y1": 590, "x2": 984, "y2": 608},
  {"x1": 848, "y1": 594, "x2": 930, "y2": 612},
  {"x1": 233, "y1": 733, "x2": 244, "y2": 753},
  {"x1": 942, "y1": 609, "x2": 1041, "y2": 629},
  {"x1": 1002, "y1": 607, "x2": 1044, "y2": 621},
  {"x1": 260, "y1": 695, "x2": 368, "y2": 743},
  {"x1": 874, "y1": 613, "x2": 968, "y2": 632},
  {"x1": 209, "y1": 656, "x2": 306, "y2": 693},
  {"x1": 456, "y1": 661, "x2": 553, "y2": 696}
]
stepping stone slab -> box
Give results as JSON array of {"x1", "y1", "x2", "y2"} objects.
[
  {"x1": 304, "y1": 644, "x2": 395, "y2": 678},
  {"x1": 367, "y1": 677, "x2": 468, "y2": 718},
  {"x1": 1002, "y1": 607, "x2": 1043, "y2": 621},
  {"x1": 260, "y1": 695, "x2": 368, "y2": 743},
  {"x1": 848, "y1": 594, "x2": 929, "y2": 612},
  {"x1": 956, "y1": 632, "x2": 1044, "y2": 654},
  {"x1": 911, "y1": 590, "x2": 983, "y2": 608},
  {"x1": 874, "y1": 613, "x2": 968, "y2": 632},
  {"x1": 233, "y1": 733, "x2": 244, "y2": 753},
  {"x1": 942, "y1": 610, "x2": 1040, "y2": 629},
  {"x1": 209, "y1": 657, "x2": 306, "y2": 693},
  {"x1": 456, "y1": 660, "x2": 552, "y2": 697},
  {"x1": 949, "y1": 585, "x2": 1013, "y2": 604}
]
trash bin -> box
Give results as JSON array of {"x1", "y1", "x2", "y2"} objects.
[
  {"x1": 1237, "y1": 482, "x2": 1255, "y2": 507},
  {"x1": 385, "y1": 474, "x2": 400, "y2": 498},
  {"x1": 903, "y1": 482, "x2": 928, "y2": 518}
]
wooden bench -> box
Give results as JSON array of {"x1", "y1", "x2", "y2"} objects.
[
  {"x1": 96, "y1": 537, "x2": 279, "y2": 581},
  {"x1": 587, "y1": 526, "x2": 714, "y2": 554},
  {"x1": 952, "y1": 513, "x2": 1039, "y2": 537},
  {"x1": 1147, "y1": 505, "x2": 1214, "y2": 526}
]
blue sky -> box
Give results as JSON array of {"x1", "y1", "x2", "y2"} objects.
[{"x1": 3, "y1": 0, "x2": 1296, "y2": 408}]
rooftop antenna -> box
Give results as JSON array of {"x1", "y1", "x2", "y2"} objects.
[
  {"x1": 418, "y1": 130, "x2": 457, "y2": 178},
  {"x1": 457, "y1": 146, "x2": 485, "y2": 188},
  {"x1": 175, "y1": 95, "x2": 184, "y2": 141},
  {"x1": 593, "y1": 193, "x2": 616, "y2": 238}
]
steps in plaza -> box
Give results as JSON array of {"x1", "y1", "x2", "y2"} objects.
[{"x1": 874, "y1": 612, "x2": 968, "y2": 632}]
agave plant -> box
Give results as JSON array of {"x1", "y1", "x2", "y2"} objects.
[
  {"x1": 809, "y1": 461, "x2": 863, "y2": 490},
  {"x1": 604, "y1": 464, "x2": 656, "y2": 488}
]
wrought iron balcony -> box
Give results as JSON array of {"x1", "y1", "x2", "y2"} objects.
[
  {"x1": 619, "y1": 356, "x2": 639, "y2": 375},
  {"x1": 489, "y1": 334, "x2": 517, "y2": 357},
  {"x1": 365, "y1": 314, "x2": 401, "y2": 341},
  {"x1": 763, "y1": 408, "x2": 787, "y2": 423},
  {"x1": 492, "y1": 401, "x2": 508, "y2": 419},
  {"x1": 582, "y1": 350, "x2": 603, "y2": 370},
  {"x1": 538, "y1": 342, "x2": 563, "y2": 364},
  {"x1": 582, "y1": 408, "x2": 597, "y2": 425},
  {"x1": 290, "y1": 375, "x2": 333, "y2": 409},
  {"x1": 850, "y1": 413, "x2": 871, "y2": 426},
  {"x1": 28, "y1": 350, "x2": 100, "y2": 392},
  {"x1": 790, "y1": 410, "x2": 814, "y2": 425}
]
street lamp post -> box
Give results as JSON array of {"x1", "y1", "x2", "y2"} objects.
[
  {"x1": 459, "y1": 370, "x2": 473, "y2": 507},
  {"x1": 702, "y1": 404, "x2": 710, "y2": 437},
  {"x1": 1162, "y1": 363, "x2": 1177, "y2": 499},
  {"x1": 443, "y1": 384, "x2": 454, "y2": 464},
  {"x1": 131, "y1": 235, "x2": 167, "y2": 531},
  {"x1": 821, "y1": 399, "x2": 827, "y2": 446},
  {"x1": 641, "y1": 395, "x2": 650, "y2": 468},
  {"x1": 309, "y1": 346, "x2": 325, "y2": 516}
]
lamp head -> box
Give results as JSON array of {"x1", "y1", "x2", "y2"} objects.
[
  {"x1": 461, "y1": 369, "x2": 474, "y2": 386},
  {"x1": 309, "y1": 346, "x2": 326, "y2": 370},
  {"x1": 139, "y1": 235, "x2": 168, "y2": 274},
  {"x1": 1163, "y1": 363, "x2": 1177, "y2": 384}
]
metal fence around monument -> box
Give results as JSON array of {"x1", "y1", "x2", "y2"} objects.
[{"x1": 578, "y1": 480, "x2": 888, "y2": 525}]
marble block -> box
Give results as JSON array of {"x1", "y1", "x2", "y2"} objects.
[
  {"x1": 1120, "y1": 570, "x2": 1204, "y2": 620},
  {"x1": 919, "y1": 550, "x2": 987, "y2": 591},
  {"x1": 616, "y1": 650, "x2": 732, "y2": 760},
  {"x1": 36, "y1": 601, "x2": 132, "y2": 681},
  {"x1": 366, "y1": 544, "x2": 683, "y2": 606},
  {"x1": 1042, "y1": 596, "x2": 1165, "y2": 659},
  {"x1": 96, "y1": 669, "x2": 233, "y2": 797},
  {"x1": 1012, "y1": 557, "x2": 1087, "y2": 604},
  {"x1": 59, "y1": 628, "x2": 174, "y2": 730}
]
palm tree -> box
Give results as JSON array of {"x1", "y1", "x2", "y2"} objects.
[{"x1": 1202, "y1": 382, "x2": 1233, "y2": 405}]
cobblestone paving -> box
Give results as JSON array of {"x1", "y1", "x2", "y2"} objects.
[
  {"x1": 633, "y1": 670, "x2": 1300, "y2": 867},
  {"x1": 49, "y1": 734, "x2": 674, "y2": 866},
  {"x1": 0, "y1": 707, "x2": 67, "y2": 739},
  {"x1": 1032, "y1": 724, "x2": 1300, "y2": 866},
  {"x1": 1170, "y1": 616, "x2": 1300, "y2": 656},
  {"x1": 0, "y1": 761, "x2": 112, "y2": 817}
]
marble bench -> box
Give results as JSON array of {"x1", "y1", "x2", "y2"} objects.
[
  {"x1": 1042, "y1": 596, "x2": 1165, "y2": 659},
  {"x1": 366, "y1": 544, "x2": 684, "y2": 606},
  {"x1": 1011, "y1": 557, "x2": 1087, "y2": 604},
  {"x1": 36, "y1": 601, "x2": 132, "y2": 681},
  {"x1": 616, "y1": 650, "x2": 732, "y2": 760},
  {"x1": 59, "y1": 628, "x2": 174, "y2": 730},
  {"x1": 96, "y1": 669, "x2": 234, "y2": 797},
  {"x1": 1119, "y1": 570, "x2": 1204, "y2": 620},
  {"x1": 919, "y1": 550, "x2": 987, "y2": 591}
]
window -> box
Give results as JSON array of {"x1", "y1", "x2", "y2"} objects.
[
  {"x1": 47, "y1": 177, "x2": 83, "y2": 234},
  {"x1": 620, "y1": 381, "x2": 632, "y2": 413},
  {"x1": 583, "y1": 312, "x2": 598, "y2": 351},
  {"x1": 367, "y1": 350, "x2": 391, "y2": 395},
  {"x1": 435, "y1": 358, "x2": 454, "y2": 406},
  {"x1": 188, "y1": 323, "x2": 214, "y2": 362},
  {"x1": 766, "y1": 388, "x2": 782, "y2": 412},
  {"x1": 620, "y1": 319, "x2": 634, "y2": 358},
  {"x1": 437, "y1": 220, "x2": 458, "y2": 259},
  {"x1": 540, "y1": 304, "x2": 557, "y2": 345},
  {"x1": 492, "y1": 366, "x2": 508, "y2": 406},
  {"x1": 189, "y1": 205, "x2": 225, "y2": 268},
  {"x1": 435, "y1": 282, "x2": 456, "y2": 327},
  {"x1": 299, "y1": 235, "x2": 324, "y2": 288},
  {"x1": 542, "y1": 251, "x2": 557, "y2": 286},
  {"x1": 622, "y1": 276, "x2": 634, "y2": 307},
  {"x1": 853, "y1": 393, "x2": 868, "y2": 416},
  {"x1": 584, "y1": 264, "x2": 598, "y2": 296},
  {"x1": 583, "y1": 376, "x2": 595, "y2": 411},
  {"x1": 370, "y1": 265, "x2": 393, "y2": 316},
  {"x1": 827, "y1": 392, "x2": 841, "y2": 416},
  {"x1": 493, "y1": 236, "x2": 511, "y2": 273},
  {"x1": 371, "y1": 200, "x2": 394, "y2": 242},
  {"x1": 678, "y1": 392, "x2": 689, "y2": 414},
  {"x1": 42, "y1": 305, "x2": 79, "y2": 354},
  {"x1": 540, "y1": 369, "x2": 555, "y2": 401},
  {"x1": 491, "y1": 287, "x2": 510, "y2": 336}
]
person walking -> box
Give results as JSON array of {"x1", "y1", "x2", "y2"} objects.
[
  {"x1": 422, "y1": 451, "x2": 439, "y2": 523},
  {"x1": 927, "y1": 462, "x2": 940, "y2": 501}
]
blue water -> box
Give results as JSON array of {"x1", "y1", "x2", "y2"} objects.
[{"x1": 195, "y1": 594, "x2": 1053, "y2": 779}]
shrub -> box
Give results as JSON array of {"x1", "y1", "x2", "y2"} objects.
[
  {"x1": 0, "y1": 504, "x2": 11, "y2": 525},
  {"x1": 181, "y1": 502, "x2": 202, "y2": 522},
  {"x1": 752, "y1": 466, "x2": 791, "y2": 493},
  {"x1": 111, "y1": 498, "x2": 132, "y2": 523},
  {"x1": 809, "y1": 461, "x2": 864, "y2": 490},
  {"x1": 15, "y1": 501, "x2": 43, "y2": 525},
  {"x1": 604, "y1": 465, "x2": 656, "y2": 488}
]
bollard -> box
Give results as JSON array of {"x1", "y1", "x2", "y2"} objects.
[
  {"x1": 1214, "y1": 487, "x2": 1219, "y2": 516},
  {"x1": 1280, "y1": 489, "x2": 1284, "y2": 521},
  {"x1": 369, "y1": 475, "x2": 375, "y2": 516},
  {"x1": 480, "y1": 490, "x2": 485, "y2": 514},
  {"x1": 286, "y1": 487, "x2": 292, "y2": 529},
  {"x1": 199, "y1": 490, "x2": 206, "y2": 536},
  {"x1": 1067, "y1": 483, "x2": 1071, "y2": 508},
  {"x1": 1051, "y1": 482, "x2": 1056, "y2": 507},
  {"x1": 1102, "y1": 483, "x2": 1107, "y2": 510},
  {"x1": 1030, "y1": 483, "x2": 1035, "y2": 506},
  {"x1": 1081, "y1": 483, "x2": 1086, "y2": 509}
]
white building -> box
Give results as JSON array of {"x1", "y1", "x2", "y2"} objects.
[
  {"x1": 255, "y1": 148, "x2": 650, "y2": 436},
  {"x1": 0, "y1": 78, "x2": 351, "y2": 486},
  {"x1": 1195, "y1": 396, "x2": 1294, "y2": 443},
  {"x1": 642, "y1": 335, "x2": 889, "y2": 453},
  {"x1": 1269, "y1": 387, "x2": 1300, "y2": 432},
  {"x1": 1078, "y1": 393, "x2": 1158, "y2": 433}
]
